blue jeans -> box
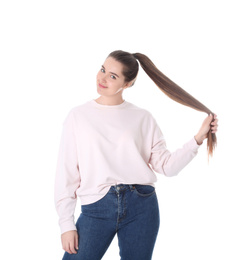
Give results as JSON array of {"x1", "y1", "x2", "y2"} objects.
[{"x1": 62, "y1": 184, "x2": 160, "y2": 260}]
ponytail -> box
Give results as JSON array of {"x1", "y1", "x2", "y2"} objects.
[{"x1": 132, "y1": 52, "x2": 217, "y2": 158}]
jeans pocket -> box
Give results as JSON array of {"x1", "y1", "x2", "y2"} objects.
[
  {"x1": 81, "y1": 191, "x2": 111, "y2": 216},
  {"x1": 134, "y1": 185, "x2": 156, "y2": 197}
]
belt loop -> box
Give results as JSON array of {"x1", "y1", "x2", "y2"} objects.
[{"x1": 129, "y1": 184, "x2": 135, "y2": 191}]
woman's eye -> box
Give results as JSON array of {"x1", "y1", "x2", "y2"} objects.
[
  {"x1": 101, "y1": 68, "x2": 105, "y2": 73},
  {"x1": 111, "y1": 75, "x2": 116, "y2": 79}
]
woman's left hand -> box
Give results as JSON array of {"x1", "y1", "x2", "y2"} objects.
[{"x1": 194, "y1": 114, "x2": 218, "y2": 145}]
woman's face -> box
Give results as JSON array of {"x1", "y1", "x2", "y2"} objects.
[{"x1": 96, "y1": 57, "x2": 131, "y2": 97}]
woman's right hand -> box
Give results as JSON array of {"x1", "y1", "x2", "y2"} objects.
[{"x1": 61, "y1": 230, "x2": 79, "y2": 254}]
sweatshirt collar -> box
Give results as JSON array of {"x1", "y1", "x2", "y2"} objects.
[{"x1": 91, "y1": 99, "x2": 128, "y2": 109}]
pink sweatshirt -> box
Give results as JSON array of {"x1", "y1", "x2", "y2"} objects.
[{"x1": 54, "y1": 99, "x2": 200, "y2": 234}]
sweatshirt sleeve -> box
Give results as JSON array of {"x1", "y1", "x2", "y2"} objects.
[
  {"x1": 54, "y1": 110, "x2": 81, "y2": 234},
  {"x1": 148, "y1": 116, "x2": 200, "y2": 177}
]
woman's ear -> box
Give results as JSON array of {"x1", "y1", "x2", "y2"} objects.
[{"x1": 124, "y1": 79, "x2": 136, "y2": 89}]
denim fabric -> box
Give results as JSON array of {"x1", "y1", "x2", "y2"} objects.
[{"x1": 62, "y1": 184, "x2": 160, "y2": 260}]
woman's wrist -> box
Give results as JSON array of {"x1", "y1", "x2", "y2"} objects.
[{"x1": 194, "y1": 134, "x2": 204, "y2": 145}]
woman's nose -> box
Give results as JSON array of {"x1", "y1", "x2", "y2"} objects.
[{"x1": 100, "y1": 74, "x2": 107, "y2": 83}]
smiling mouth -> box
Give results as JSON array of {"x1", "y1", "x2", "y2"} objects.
[{"x1": 98, "y1": 83, "x2": 108, "y2": 88}]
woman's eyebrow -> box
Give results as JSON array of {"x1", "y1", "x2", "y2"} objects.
[{"x1": 102, "y1": 65, "x2": 120, "y2": 78}]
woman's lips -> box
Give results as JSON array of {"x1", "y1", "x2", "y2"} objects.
[{"x1": 99, "y1": 84, "x2": 108, "y2": 88}]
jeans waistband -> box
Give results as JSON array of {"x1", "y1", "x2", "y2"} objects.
[{"x1": 109, "y1": 184, "x2": 136, "y2": 193}]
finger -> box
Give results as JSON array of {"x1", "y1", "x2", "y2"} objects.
[
  {"x1": 75, "y1": 233, "x2": 79, "y2": 251},
  {"x1": 211, "y1": 120, "x2": 218, "y2": 126},
  {"x1": 211, "y1": 123, "x2": 218, "y2": 128},
  {"x1": 70, "y1": 241, "x2": 77, "y2": 254},
  {"x1": 63, "y1": 243, "x2": 72, "y2": 255},
  {"x1": 212, "y1": 114, "x2": 217, "y2": 120},
  {"x1": 211, "y1": 126, "x2": 217, "y2": 131}
]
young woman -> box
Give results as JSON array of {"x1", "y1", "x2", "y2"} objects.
[{"x1": 54, "y1": 50, "x2": 218, "y2": 260}]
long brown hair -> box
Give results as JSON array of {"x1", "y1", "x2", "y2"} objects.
[{"x1": 108, "y1": 50, "x2": 217, "y2": 158}]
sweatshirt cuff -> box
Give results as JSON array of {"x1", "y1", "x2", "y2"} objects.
[
  {"x1": 190, "y1": 137, "x2": 201, "y2": 151},
  {"x1": 60, "y1": 221, "x2": 77, "y2": 235}
]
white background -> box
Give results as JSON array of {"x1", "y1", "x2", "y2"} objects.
[{"x1": 1, "y1": 0, "x2": 251, "y2": 259}]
